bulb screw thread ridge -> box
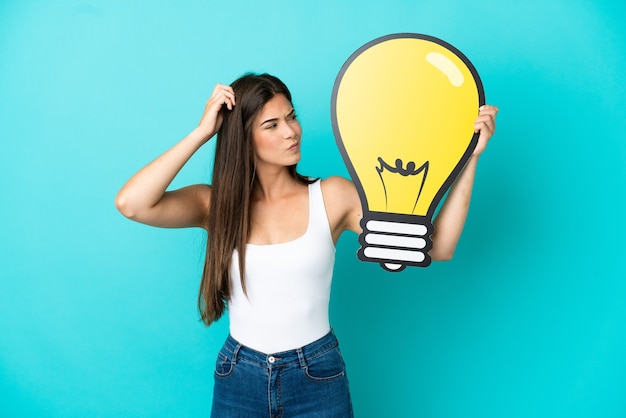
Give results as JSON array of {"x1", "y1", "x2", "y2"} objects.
[{"x1": 357, "y1": 212, "x2": 434, "y2": 272}]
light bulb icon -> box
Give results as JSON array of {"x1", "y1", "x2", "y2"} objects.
[{"x1": 331, "y1": 33, "x2": 485, "y2": 271}]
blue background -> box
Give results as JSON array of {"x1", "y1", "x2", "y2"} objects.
[{"x1": 2, "y1": 1, "x2": 626, "y2": 417}]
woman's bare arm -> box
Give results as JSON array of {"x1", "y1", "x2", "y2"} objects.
[
  {"x1": 114, "y1": 84, "x2": 236, "y2": 229},
  {"x1": 430, "y1": 105, "x2": 499, "y2": 260}
]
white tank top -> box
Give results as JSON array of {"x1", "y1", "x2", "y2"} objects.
[{"x1": 228, "y1": 180, "x2": 336, "y2": 354}]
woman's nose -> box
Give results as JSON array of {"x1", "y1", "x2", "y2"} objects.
[{"x1": 282, "y1": 123, "x2": 296, "y2": 139}]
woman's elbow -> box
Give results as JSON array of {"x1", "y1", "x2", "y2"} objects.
[
  {"x1": 114, "y1": 192, "x2": 136, "y2": 219},
  {"x1": 430, "y1": 248, "x2": 455, "y2": 262}
]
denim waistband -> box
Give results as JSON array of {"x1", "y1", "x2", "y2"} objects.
[{"x1": 222, "y1": 330, "x2": 339, "y2": 368}]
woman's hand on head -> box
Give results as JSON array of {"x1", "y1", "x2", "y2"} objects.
[
  {"x1": 472, "y1": 105, "x2": 499, "y2": 156},
  {"x1": 196, "y1": 84, "x2": 236, "y2": 141}
]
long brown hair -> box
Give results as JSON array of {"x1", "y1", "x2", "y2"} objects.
[{"x1": 198, "y1": 73, "x2": 312, "y2": 326}]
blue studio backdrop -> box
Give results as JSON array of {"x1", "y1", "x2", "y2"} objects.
[{"x1": 1, "y1": 1, "x2": 626, "y2": 417}]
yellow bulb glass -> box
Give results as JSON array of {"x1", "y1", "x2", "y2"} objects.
[{"x1": 332, "y1": 34, "x2": 484, "y2": 271}]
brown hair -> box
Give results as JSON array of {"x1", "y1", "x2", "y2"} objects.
[{"x1": 198, "y1": 73, "x2": 312, "y2": 326}]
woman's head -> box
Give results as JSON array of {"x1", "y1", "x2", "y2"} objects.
[
  {"x1": 219, "y1": 73, "x2": 294, "y2": 165},
  {"x1": 213, "y1": 73, "x2": 300, "y2": 185}
]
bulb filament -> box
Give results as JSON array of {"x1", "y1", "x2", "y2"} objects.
[{"x1": 376, "y1": 157, "x2": 429, "y2": 213}]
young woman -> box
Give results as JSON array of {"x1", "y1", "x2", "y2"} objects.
[{"x1": 115, "y1": 73, "x2": 498, "y2": 417}]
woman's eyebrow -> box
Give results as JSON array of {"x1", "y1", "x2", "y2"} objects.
[
  {"x1": 260, "y1": 117, "x2": 278, "y2": 126},
  {"x1": 259, "y1": 108, "x2": 295, "y2": 126}
]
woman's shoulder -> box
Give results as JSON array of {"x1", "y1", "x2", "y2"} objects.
[
  {"x1": 320, "y1": 175, "x2": 355, "y2": 193},
  {"x1": 319, "y1": 176, "x2": 358, "y2": 202},
  {"x1": 319, "y1": 176, "x2": 362, "y2": 235}
]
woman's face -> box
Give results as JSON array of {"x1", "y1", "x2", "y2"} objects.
[{"x1": 252, "y1": 94, "x2": 302, "y2": 170}]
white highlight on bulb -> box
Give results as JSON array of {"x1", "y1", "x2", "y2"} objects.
[{"x1": 426, "y1": 52, "x2": 464, "y2": 87}]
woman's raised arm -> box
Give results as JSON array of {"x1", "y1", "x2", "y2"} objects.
[
  {"x1": 429, "y1": 105, "x2": 499, "y2": 260},
  {"x1": 114, "y1": 84, "x2": 236, "y2": 229}
]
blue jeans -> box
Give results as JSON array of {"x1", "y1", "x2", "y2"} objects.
[{"x1": 210, "y1": 330, "x2": 353, "y2": 418}]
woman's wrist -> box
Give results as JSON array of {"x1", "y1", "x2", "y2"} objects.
[{"x1": 188, "y1": 126, "x2": 215, "y2": 146}]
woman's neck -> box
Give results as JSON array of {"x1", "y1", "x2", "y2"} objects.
[{"x1": 253, "y1": 167, "x2": 301, "y2": 201}]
